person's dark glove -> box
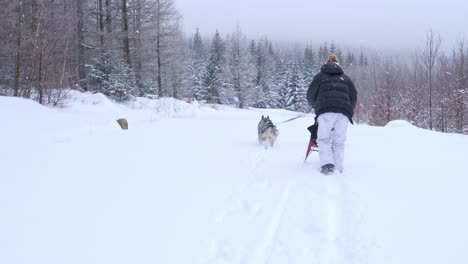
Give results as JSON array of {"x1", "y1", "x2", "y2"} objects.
[{"x1": 307, "y1": 123, "x2": 318, "y2": 139}]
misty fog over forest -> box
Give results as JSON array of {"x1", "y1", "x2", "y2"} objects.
[{"x1": 0, "y1": 0, "x2": 466, "y2": 133}]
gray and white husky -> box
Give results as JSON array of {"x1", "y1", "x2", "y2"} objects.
[{"x1": 257, "y1": 115, "x2": 279, "y2": 147}]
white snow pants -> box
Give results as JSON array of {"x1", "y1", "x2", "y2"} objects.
[{"x1": 317, "y1": 112, "x2": 349, "y2": 172}]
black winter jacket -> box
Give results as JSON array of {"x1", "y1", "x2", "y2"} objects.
[{"x1": 306, "y1": 62, "x2": 357, "y2": 123}]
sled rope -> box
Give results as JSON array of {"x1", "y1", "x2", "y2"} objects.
[{"x1": 275, "y1": 114, "x2": 306, "y2": 125}]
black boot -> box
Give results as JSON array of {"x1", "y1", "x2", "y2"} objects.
[{"x1": 321, "y1": 164, "x2": 335, "y2": 175}]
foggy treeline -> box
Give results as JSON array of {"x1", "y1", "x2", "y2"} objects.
[{"x1": 0, "y1": 0, "x2": 466, "y2": 134}]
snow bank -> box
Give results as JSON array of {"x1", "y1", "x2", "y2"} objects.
[
  {"x1": 64, "y1": 90, "x2": 199, "y2": 123},
  {"x1": 385, "y1": 119, "x2": 415, "y2": 128}
]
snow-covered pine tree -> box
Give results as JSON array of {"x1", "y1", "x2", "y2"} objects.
[
  {"x1": 284, "y1": 61, "x2": 308, "y2": 111},
  {"x1": 297, "y1": 61, "x2": 311, "y2": 113},
  {"x1": 88, "y1": 53, "x2": 136, "y2": 101},
  {"x1": 303, "y1": 45, "x2": 318, "y2": 82},
  {"x1": 224, "y1": 26, "x2": 256, "y2": 108},
  {"x1": 189, "y1": 29, "x2": 209, "y2": 102},
  {"x1": 304, "y1": 45, "x2": 315, "y2": 69},
  {"x1": 163, "y1": 28, "x2": 191, "y2": 100},
  {"x1": 336, "y1": 48, "x2": 344, "y2": 66},
  {"x1": 330, "y1": 41, "x2": 337, "y2": 55},
  {"x1": 359, "y1": 50, "x2": 369, "y2": 67},
  {"x1": 318, "y1": 43, "x2": 329, "y2": 63},
  {"x1": 204, "y1": 30, "x2": 226, "y2": 104},
  {"x1": 345, "y1": 51, "x2": 356, "y2": 67},
  {"x1": 252, "y1": 37, "x2": 278, "y2": 108},
  {"x1": 276, "y1": 60, "x2": 289, "y2": 108},
  {"x1": 223, "y1": 32, "x2": 239, "y2": 105},
  {"x1": 251, "y1": 40, "x2": 265, "y2": 108}
]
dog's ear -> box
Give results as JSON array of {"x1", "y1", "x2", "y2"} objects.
[{"x1": 261, "y1": 115, "x2": 264, "y2": 119}]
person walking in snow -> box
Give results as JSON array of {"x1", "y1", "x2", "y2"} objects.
[{"x1": 307, "y1": 54, "x2": 357, "y2": 174}]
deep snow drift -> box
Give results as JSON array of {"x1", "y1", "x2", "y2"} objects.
[{"x1": 1, "y1": 92, "x2": 467, "y2": 264}]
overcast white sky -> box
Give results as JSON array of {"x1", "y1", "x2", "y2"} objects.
[{"x1": 175, "y1": 0, "x2": 468, "y2": 50}]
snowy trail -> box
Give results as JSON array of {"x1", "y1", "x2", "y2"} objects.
[
  {"x1": 249, "y1": 179, "x2": 294, "y2": 264},
  {"x1": 323, "y1": 176, "x2": 351, "y2": 264},
  {"x1": 204, "y1": 110, "x2": 366, "y2": 264},
  {"x1": 2, "y1": 94, "x2": 468, "y2": 264},
  {"x1": 324, "y1": 179, "x2": 342, "y2": 264},
  {"x1": 0, "y1": 97, "x2": 368, "y2": 264}
]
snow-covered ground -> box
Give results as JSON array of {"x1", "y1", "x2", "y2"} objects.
[{"x1": 1, "y1": 92, "x2": 467, "y2": 264}]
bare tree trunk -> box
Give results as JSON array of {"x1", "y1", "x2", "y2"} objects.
[
  {"x1": 233, "y1": 25, "x2": 243, "y2": 108},
  {"x1": 77, "y1": 0, "x2": 88, "y2": 91},
  {"x1": 25, "y1": 0, "x2": 45, "y2": 98},
  {"x1": 38, "y1": 47, "x2": 43, "y2": 104},
  {"x1": 54, "y1": 39, "x2": 70, "y2": 106},
  {"x1": 383, "y1": 60, "x2": 398, "y2": 123},
  {"x1": 31, "y1": 0, "x2": 37, "y2": 31},
  {"x1": 421, "y1": 30, "x2": 441, "y2": 130},
  {"x1": 157, "y1": 37, "x2": 162, "y2": 96},
  {"x1": 122, "y1": 0, "x2": 131, "y2": 66},
  {"x1": 171, "y1": 64, "x2": 178, "y2": 99},
  {"x1": 13, "y1": 0, "x2": 22, "y2": 97},
  {"x1": 134, "y1": 0, "x2": 143, "y2": 93},
  {"x1": 150, "y1": 0, "x2": 181, "y2": 97},
  {"x1": 106, "y1": 0, "x2": 112, "y2": 33},
  {"x1": 98, "y1": 0, "x2": 104, "y2": 53},
  {"x1": 156, "y1": 0, "x2": 162, "y2": 97},
  {"x1": 455, "y1": 39, "x2": 466, "y2": 133},
  {"x1": 104, "y1": 0, "x2": 112, "y2": 51},
  {"x1": 436, "y1": 54, "x2": 452, "y2": 132}
]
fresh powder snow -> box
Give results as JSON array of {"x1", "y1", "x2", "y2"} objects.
[{"x1": 1, "y1": 92, "x2": 467, "y2": 264}]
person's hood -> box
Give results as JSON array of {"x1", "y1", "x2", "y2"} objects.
[{"x1": 321, "y1": 62, "x2": 344, "y2": 75}]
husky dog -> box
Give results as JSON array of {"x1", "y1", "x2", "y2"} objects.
[{"x1": 258, "y1": 115, "x2": 279, "y2": 147}]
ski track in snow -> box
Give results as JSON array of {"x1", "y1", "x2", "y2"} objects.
[
  {"x1": 266, "y1": 164, "x2": 329, "y2": 264},
  {"x1": 324, "y1": 176, "x2": 345, "y2": 264},
  {"x1": 208, "y1": 139, "x2": 368, "y2": 264},
  {"x1": 322, "y1": 173, "x2": 374, "y2": 264},
  {"x1": 214, "y1": 148, "x2": 268, "y2": 225},
  {"x1": 207, "y1": 147, "x2": 272, "y2": 264},
  {"x1": 250, "y1": 177, "x2": 294, "y2": 264}
]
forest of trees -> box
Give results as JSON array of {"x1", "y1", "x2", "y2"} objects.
[{"x1": 0, "y1": 0, "x2": 466, "y2": 134}]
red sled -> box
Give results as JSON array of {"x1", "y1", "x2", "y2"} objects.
[
  {"x1": 304, "y1": 137, "x2": 318, "y2": 161},
  {"x1": 304, "y1": 118, "x2": 319, "y2": 161}
]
